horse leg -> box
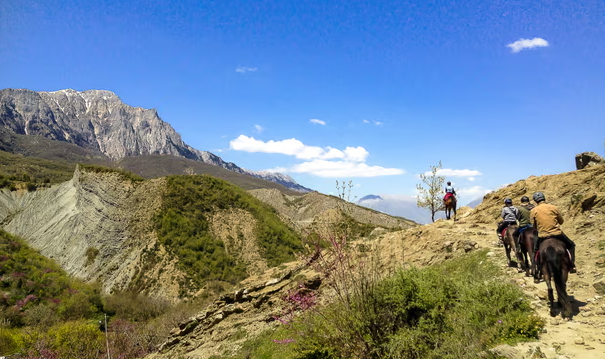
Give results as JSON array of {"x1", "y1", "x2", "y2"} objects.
[
  {"x1": 523, "y1": 251, "x2": 531, "y2": 277},
  {"x1": 542, "y1": 262, "x2": 556, "y2": 317},
  {"x1": 504, "y1": 242, "x2": 513, "y2": 267},
  {"x1": 453, "y1": 206, "x2": 457, "y2": 221},
  {"x1": 556, "y1": 257, "x2": 572, "y2": 318}
]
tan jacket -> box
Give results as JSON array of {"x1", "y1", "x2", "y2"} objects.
[{"x1": 530, "y1": 202, "x2": 564, "y2": 238}]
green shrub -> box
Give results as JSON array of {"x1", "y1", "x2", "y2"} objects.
[
  {"x1": 78, "y1": 163, "x2": 144, "y2": 182},
  {"x1": 49, "y1": 321, "x2": 104, "y2": 359},
  {"x1": 262, "y1": 251, "x2": 543, "y2": 359},
  {"x1": 85, "y1": 247, "x2": 99, "y2": 266},
  {"x1": 0, "y1": 229, "x2": 103, "y2": 328},
  {"x1": 104, "y1": 291, "x2": 170, "y2": 322},
  {"x1": 0, "y1": 327, "x2": 23, "y2": 355}
]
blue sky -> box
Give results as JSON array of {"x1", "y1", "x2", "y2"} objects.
[{"x1": 1, "y1": 0, "x2": 605, "y2": 204}]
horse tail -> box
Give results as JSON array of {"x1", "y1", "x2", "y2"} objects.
[{"x1": 546, "y1": 246, "x2": 571, "y2": 316}]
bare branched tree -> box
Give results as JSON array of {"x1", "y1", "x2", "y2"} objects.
[{"x1": 416, "y1": 161, "x2": 445, "y2": 222}]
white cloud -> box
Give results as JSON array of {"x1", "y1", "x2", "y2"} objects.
[
  {"x1": 229, "y1": 135, "x2": 369, "y2": 162},
  {"x1": 236, "y1": 66, "x2": 258, "y2": 73},
  {"x1": 254, "y1": 124, "x2": 263, "y2": 134},
  {"x1": 506, "y1": 37, "x2": 549, "y2": 53},
  {"x1": 456, "y1": 186, "x2": 492, "y2": 200},
  {"x1": 310, "y1": 119, "x2": 326, "y2": 125},
  {"x1": 279, "y1": 159, "x2": 404, "y2": 178},
  {"x1": 363, "y1": 119, "x2": 383, "y2": 126},
  {"x1": 425, "y1": 168, "x2": 482, "y2": 177},
  {"x1": 231, "y1": 135, "x2": 403, "y2": 178}
]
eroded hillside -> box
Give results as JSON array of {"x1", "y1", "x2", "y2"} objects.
[
  {"x1": 0, "y1": 167, "x2": 409, "y2": 305},
  {"x1": 249, "y1": 188, "x2": 417, "y2": 234},
  {"x1": 0, "y1": 165, "x2": 185, "y2": 299},
  {"x1": 152, "y1": 163, "x2": 605, "y2": 358}
]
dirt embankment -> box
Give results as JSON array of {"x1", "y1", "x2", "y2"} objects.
[{"x1": 0, "y1": 166, "x2": 186, "y2": 301}]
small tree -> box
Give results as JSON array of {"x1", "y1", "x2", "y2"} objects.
[{"x1": 416, "y1": 161, "x2": 445, "y2": 222}]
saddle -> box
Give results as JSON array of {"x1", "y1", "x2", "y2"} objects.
[
  {"x1": 534, "y1": 236, "x2": 572, "y2": 263},
  {"x1": 517, "y1": 225, "x2": 531, "y2": 237},
  {"x1": 444, "y1": 193, "x2": 454, "y2": 202},
  {"x1": 501, "y1": 227, "x2": 508, "y2": 238}
]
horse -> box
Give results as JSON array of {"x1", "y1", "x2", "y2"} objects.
[
  {"x1": 538, "y1": 237, "x2": 572, "y2": 318},
  {"x1": 514, "y1": 227, "x2": 537, "y2": 278},
  {"x1": 502, "y1": 223, "x2": 519, "y2": 268},
  {"x1": 444, "y1": 196, "x2": 457, "y2": 221}
]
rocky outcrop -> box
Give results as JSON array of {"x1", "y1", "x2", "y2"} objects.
[
  {"x1": 150, "y1": 264, "x2": 321, "y2": 358},
  {"x1": 0, "y1": 88, "x2": 312, "y2": 192},
  {"x1": 575, "y1": 152, "x2": 605, "y2": 170}
]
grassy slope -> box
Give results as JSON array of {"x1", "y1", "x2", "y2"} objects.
[
  {"x1": 0, "y1": 229, "x2": 102, "y2": 327},
  {"x1": 154, "y1": 175, "x2": 303, "y2": 293}
]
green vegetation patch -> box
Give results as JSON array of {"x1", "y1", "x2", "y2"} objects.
[
  {"x1": 0, "y1": 150, "x2": 76, "y2": 189},
  {"x1": 233, "y1": 251, "x2": 544, "y2": 359},
  {"x1": 0, "y1": 229, "x2": 102, "y2": 330},
  {"x1": 155, "y1": 175, "x2": 303, "y2": 290},
  {"x1": 78, "y1": 163, "x2": 144, "y2": 182}
]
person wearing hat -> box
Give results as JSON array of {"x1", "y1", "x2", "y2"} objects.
[
  {"x1": 530, "y1": 192, "x2": 577, "y2": 273},
  {"x1": 513, "y1": 196, "x2": 535, "y2": 252},
  {"x1": 496, "y1": 198, "x2": 519, "y2": 244}
]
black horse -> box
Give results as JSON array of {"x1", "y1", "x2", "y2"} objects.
[{"x1": 538, "y1": 237, "x2": 573, "y2": 318}]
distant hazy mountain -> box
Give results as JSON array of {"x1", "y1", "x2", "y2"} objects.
[
  {"x1": 0, "y1": 88, "x2": 311, "y2": 192},
  {"x1": 357, "y1": 194, "x2": 446, "y2": 224},
  {"x1": 358, "y1": 194, "x2": 383, "y2": 201},
  {"x1": 466, "y1": 197, "x2": 483, "y2": 209}
]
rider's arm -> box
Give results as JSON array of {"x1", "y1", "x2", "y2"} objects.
[{"x1": 555, "y1": 207, "x2": 564, "y2": 225}]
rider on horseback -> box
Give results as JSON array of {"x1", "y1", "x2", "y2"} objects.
[
  {"x1": 443, "y1": 181, "x2": 456, "y2": 202},
  {"x1": 530, "y1": 192, "x2": 577, "y2": 273},
  {"x1": 513, "y1": 196, "x2": 534, "y2": 254},
  {"x1": 496, "y1": 198, "x2": 519, "y2": 245}
]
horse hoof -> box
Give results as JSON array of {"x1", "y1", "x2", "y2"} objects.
[{"x1": 534, "y1": 278, "x2": 540, "y2": 284}]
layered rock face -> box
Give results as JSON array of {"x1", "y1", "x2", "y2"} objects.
[
  {"x1": 0, "y1": 88, "x2": 311, "y2": 192},
  {"x1": 0, "y1": 166, "x2": 184, "y2": 300}
]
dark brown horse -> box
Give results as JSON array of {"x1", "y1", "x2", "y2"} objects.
[
  {"x1": 514, "y1": 227, "x2": 537, "y2": 278},
  {"x1": 444, "y1": 196, "x2": 457, "y2": 221},
  {"x1": 502, "y1": 224, "x2": 518, "y2": 268},
  {"x1": 538, "y1": 237, "x2": 572, "y2": 318}
]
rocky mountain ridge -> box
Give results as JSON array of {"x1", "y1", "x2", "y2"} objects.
[{"x1": 0, "y1": 88, "x2": 311, "y2": 192}]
